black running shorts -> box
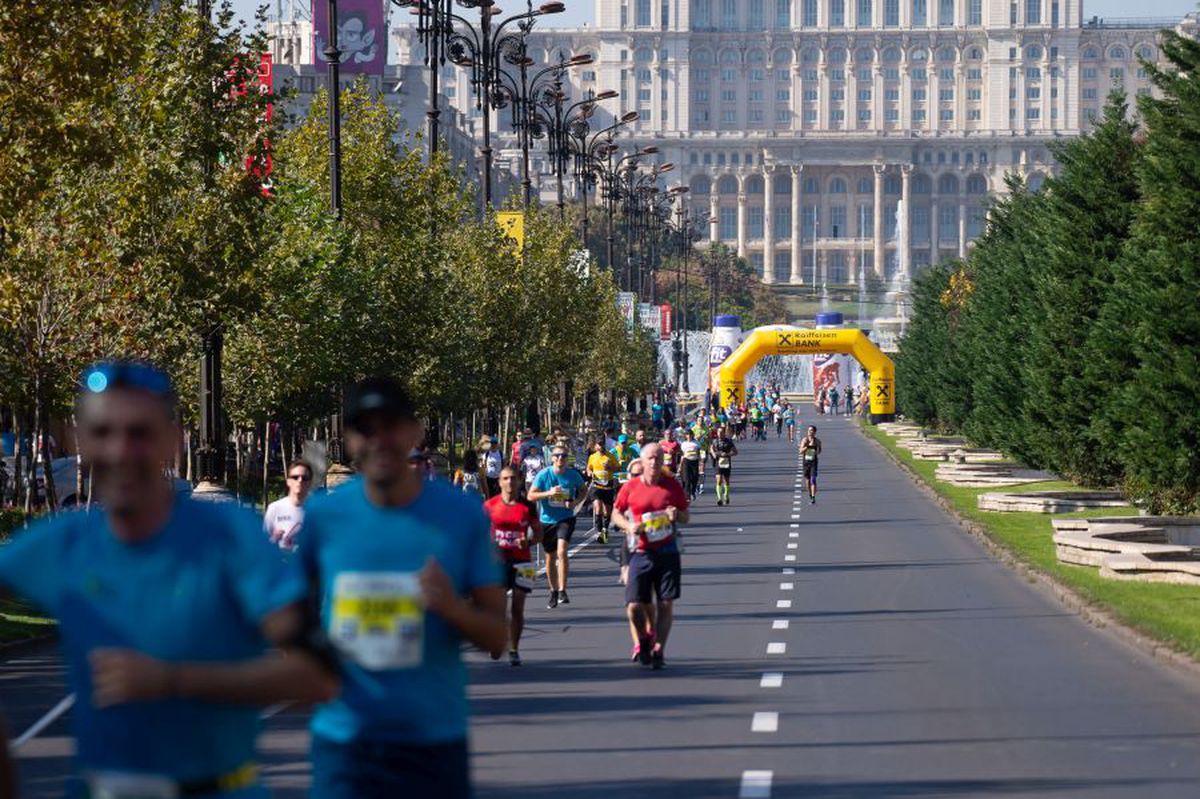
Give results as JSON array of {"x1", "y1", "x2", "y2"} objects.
[
  {"x1": 625, "y1": 549, "x2": 682, "y2": 605},
  {"x1": 542, "y1": 517, "x2": 576, "y2": 548}
]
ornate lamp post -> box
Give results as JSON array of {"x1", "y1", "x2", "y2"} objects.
[
  {"x1": 568, "y1": 114, "x2": 639, "y2": 258},
  {"x1": 530, "y1": 87, "x2": 618, "y2": 220}
]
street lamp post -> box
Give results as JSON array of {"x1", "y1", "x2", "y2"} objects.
[
  {"x1": 568, "y1": 113, "x2": 638, "y2": 258},
  {"x1": 325, "y1": 0, "x2": 343, "y2": 219},
  {"x1": 392, "y1": 0, "x2": 448, "y2": 154}
]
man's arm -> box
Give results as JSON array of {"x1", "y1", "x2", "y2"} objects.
[
  {"x1": 90, "y1": 602, "x2": 340, "y2": 708},
  {"x1": 420, "y1": 560, "x2": 507, "y2": 654}
]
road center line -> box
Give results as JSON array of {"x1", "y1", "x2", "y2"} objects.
[
  {"x1": 751, "y1": 712, "x2": 779, "y2": 733},
  {"x1": 780, "y1": 582, "x2": 794, "y2": 590},
  {"x1": 739, "y1": 769, "x2": 773, "y2": 798},
  {"x1": 772, "y1": 619, "x2": 790, "y2": 629},
  {"x1": 776, "y1": 599, "x2": 792, "y2": 609},
  {"x1": 767, "y1": 642, "x2": 787, "y2": 654},
  {"x1": 760, "y1": 672, "x2": 783, "y2": 688}
]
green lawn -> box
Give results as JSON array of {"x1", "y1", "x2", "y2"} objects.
[{"x1": 863, "y1": 422, "x2": 1200, "y2": 661}]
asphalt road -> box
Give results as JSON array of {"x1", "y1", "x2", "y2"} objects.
[{"x1": 7, "y1": 416, "x2": 1200, "y2": 797}]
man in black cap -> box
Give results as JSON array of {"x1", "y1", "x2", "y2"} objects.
[{"x1": 300, "y1": 377, "x2": 507, "y2": 798}]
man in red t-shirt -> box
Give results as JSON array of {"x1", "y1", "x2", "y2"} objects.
[
  {"x1": 613, "y1": 442, "x2": 690, "y2": 670},
  {"x1": 483, "y1": 467, "x2": 542, "y2": 666}
]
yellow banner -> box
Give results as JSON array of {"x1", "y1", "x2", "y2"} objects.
[{"x1": 496, "y1": 212, "x2": 525, "y2": 258}]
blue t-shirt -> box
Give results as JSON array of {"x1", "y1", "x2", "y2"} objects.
[
  {"x1": 531, "y1": 467, "x2": 585, "y2": 524},
  {"x1": 300, "y1": 477, "x2": 501, "y2": 745},
  {"x1": 0, "y1": 498, "x2": 304, "y2": 793}
]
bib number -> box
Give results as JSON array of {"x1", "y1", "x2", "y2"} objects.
[
  {"x1": 513, "y1": 562, "x2": 536, "y2": 590},
  {"x1": 718, "y1": 457, "x2": 731, "y2": 469},
  {"x1": 330, "y1": 572, "x2": 423, "y2": 670},
  {"x1": 548, "y1": 485, "x2": 572, "y2": 509},
  {"x1": 642, "y1": 510, "x2": 673, "y2": 543},
  {"x1": 593, "y1": 469, "x2": 610, "y2": 485},
  {"x1": 86, "y1": 773, "x2": 179, "y2": 799},
  {"x1": 804, "y1": 450, "x2": 816, "y2": 462}
]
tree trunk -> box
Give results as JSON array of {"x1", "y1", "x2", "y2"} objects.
[{"x1": 261, "y1": 422, "x2": 271, "y2": 510}]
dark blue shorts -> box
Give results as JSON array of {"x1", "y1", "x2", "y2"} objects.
[{"x1": 311, "y1": 736, "x2": 470, "y2": 799}]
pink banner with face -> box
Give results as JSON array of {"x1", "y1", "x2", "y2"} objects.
[{"x1": 313, "y1": 0, "x2": 386, "y2": 75}]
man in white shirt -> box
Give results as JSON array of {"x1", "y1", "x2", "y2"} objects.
[
  {"x1": 264, "y1": 459, "x2": 314, "y2": 550},
  {"x1": 481, "y1": 436, "x2": 504, "y2": 497}
]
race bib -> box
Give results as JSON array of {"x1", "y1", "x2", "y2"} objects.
[
  {"x1": 616, "y1": 472, "x2": 629, "y2": 483},
  {"x1": 86, "y1": 773, "x2": 179, "y2": 799},
  {"x1": 718, "y1": 456, "x2": 731, "y2": 469},
  {"x1": 513, "y1": 562, "x2": 536, "y2": 590},
  {"x1": 663, "y1": 452, "x2": 673, "y2": 466},
  {"x1": 330, "y1": 572, "x2": 423, "y2": 670},
  {"x1": 804, "y1": 449, "x2": 816, "y2": 461},
  {"x1": 593, "y1": 469, "x2": 611, "y2": 485},
  {"x1": 642, "y1": 510, "x2": 673, "y2": 543},
  {"x1": 548, "y1": 485, "x2": 572, "y2": 508}
]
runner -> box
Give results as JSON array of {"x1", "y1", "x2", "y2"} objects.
[
  {"x1": 484, "y1": 467, "x2": 542, "y2": 665},
  {"x1": 783, "y1": 401, "x2": 797, "y2": 443},
  {"x1": 0, "y1": 361, "x2": 339, "y2": 797},
  {"x1": 610, "y1": 434, "x2": 636, "y2": 480},
  {"x1": 264, "y1": 457, "x2": 314, "y2": 550},
  {"x1": 830, "y1": 387, "x2": 841, "y2": 417},
  {"x1": 679, "y1": 428, "x2": 702, "y2": 501},
  {"x1": 630, "y1": 428, "x2": 649, "y2": 457},
  {"x1": 799, "y1": 424, "x2": 823, "y2": 504},
  {"x1": 659, "y1": 427, "x2": 681, "y2": 475},
  {"x1": 586, "y1": 440, "x2": 620, "y2": 544},
  {"x1": 773, "y1": 398, "x2": 784, "y2": 438},
  {"x1": 612, "y1": 443, "x2": 690, "y2": 670},
  {"x1": 301, "y1": 377, "x2": 506, "y2": 799},
  {"x1": 616, "y1": 458, "x2": 645, "y2": 587},
  {"x1": 482, "y1": 435, "x2": 504, "y2": 497},
  {"x1": 521, "y1": 443, "x2": 546, "y2": 490},
  {"x1": 528, "y1": 444, "x2": 587, "y2": 608},
  {"x1": 710, "y1": 425, "x2": 739, "y2": 506}
]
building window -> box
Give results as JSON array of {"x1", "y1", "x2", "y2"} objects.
[
  {"x1": 1082, "y1": 87, "x2": 1097, "y2": 99},
  {"x1": 1026, "y1": 107, "x2": 1040, "y2": 119},
  {"x1": 1025, "y1": 0, "x2": 1040, "y2": 23},
  {"x1": 831, "y1": 0, "x2": 845, "y2": 26},
  {"x1": 1083, "y1": 67, "x2": 1097, "y2": 79},
  {"x1": 776, "y1": 0, "x2": 791, "y2": 27},
  {"x1": 694, "y1": 0, "x2": 711, "y2": 26},
  {"x1": 939, "y1": 108, "x2": 954, "y2": 120},
  {"x1": 939, "y1": 88, "x2": 954, "y2": 100},
  {"x1": 721, "y1": 0, "x2": 737, "y2": 28},
  {"x1": 803, "y1": 0, "x2": 817, "y2": 26},
  {"x1": 1026, "y1": 86, "x2": 1040, "y2": 99},
  {"x1": 749, "y1": 0, "x2": 765, "y2": 28},
  {"x1": 638, "y1": 108, "x2": 651, "y2": 120},
  {"x1": 719, "y1": 207, "x2": 737, "y2": 238},
  {"x1": 912, "y1": 0, "x2": 927, "y2": 27},
  {"x1": 694, "y1": 110, "x2": 710, "y2": 122},
  {"x1": 777, "y1": 88, "x2": 791, "y2": 101},
  {"x1": 940, "y1": 67, "x2": 954, "y2": 80},
  {"x1": 803, "y1": 88, "x2": 819, "y2": 101},
  {"x1": 969, "y1": 0, "x2": 982, "y2": 24},
  {"x1": 831, "y1": 88, "x2": 846, "y2": 101},
  {"x1": 858, "y1": 88, "x2": 872, "y2": 101},
  {"x1": 886, "y1": 88, "x2": 900, "y2": 101},
  {"x1": 777, "y1": 68, "x2": 790, "y2": 81},
  {"x1": 885, "y1": 0, "x2": 899, "y2": 25},
  {"x1": 750, "y1": 89, "x2": 764, "y2": 101},
  {"x1": 858, "y1": 67, "x2": 872, "y2": 80},
  {"x1": 857, "y1": 203, "x2": 874, "y2": 235},
  {"x1": 1026, "y1": 67, "x2": 1041, "y2": 80},
  {"x1": 1111, "y1": 67, "x2": 1125, "y2": 81},
  {"x1": 885, "y1": 108, "x2": 900, "y2": 121},
  {"x1": 776, "y1": 109, "x2": 792, "y2": 122},
  {"x1": 858, "y1": 109, "x2": 872, "y2": 121},
  {"x1": 748, "y1": 207, "x2": 764, "y2": 237},
  {"x1": 803, "y1": 109, "x2": 818, "y2": 122},
  {"x1": 774, "y1": 206, "x2": 791, "y2": 234},
  {"x1": 858, "y1": 0, "x2": 872, "y2": 25},
  {"x1": 662, "y1": 0, "x2": 670, "y2": 25},
  {"x1": 639, "y1": 88, "x2": 652, "y2": 100},
  {"x1": 912, "y1": 206, "x2": 929, "y2": 242},
  {"x1": 721, "y1": 68, "x2": 737, "y2": 81},
  {"x1": 912, "y1": 88, "x2": 927, "y2": 101},
  {"x1": 750, "y1": 68, "x2": 765, "y2": 81},
  {"x1": 968, "y1": 108, "x2": 981, "y2": 120},
  {"x1": 637, "y1": 0, "x2": 651, "y2": 25},
  {"x1": 885, "y1": 67, "x2": 900, "y2": 80},
  {"x1": 695, "y1": 68, "x2": 710, "y2": 81},
  {"x1": 967, "y1": 67, "x2": 982, "y2": 80},
  {"x1": 722, "y1": 89, "x2": 737, "y2": 101},
  {"x1": 804, "y1": 177, "x2": 819, "y2": 193},
  {"x1": 722, "y1": 109, "x2": 737, "y2": 122},
  {"x1": 803, "y1": 68, "x2": 818, "y2": 80},
  {"x1": 939, "y1": 0, "x2": 953, "y2": 25},
  {"x1": 967, "y1": 88, "x2": 982, "y2": 100},
  {"x1": 830, "y1": 68, "x2": 846, "y2": 80},
  {"x1": 914, "y1": 109, "x2": 927, "y2": 121},
  {"x1": 912, "y1": 68, "x2": 928, "y2": 81},
  {"x1": 828, "y1": 251, "x2": 846, "y2": 282},
  {"x1": 830, "y1": 205, "x2": 847, "y2": 237},
  {"x1": 831, "y1": 108, "x2": 846, "y2": 122}
]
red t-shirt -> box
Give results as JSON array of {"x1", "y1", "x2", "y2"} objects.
[
  {"x1": 614, "y1": 474, "x2": 690, "y2": 552},
  {"x1": 659, "y1": 440, "x2": 681, "y2": 469},
  {"x1": 484, "y1": 495, "x2": 535, "y2": 562}
]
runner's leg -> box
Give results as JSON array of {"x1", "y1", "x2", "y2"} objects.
[
  {"x1": 557, "y1": 536, "x2": 570, "y2": 595},
  {"x1": 510, "y1": 589, "x2": 526, "y2": 651}
]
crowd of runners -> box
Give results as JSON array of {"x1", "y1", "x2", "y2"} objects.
[{"x1": 0, "y1": 364, "x2": 840, "y2": 797}]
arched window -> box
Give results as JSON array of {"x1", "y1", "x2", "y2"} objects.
[
  {"x1": 774, "y1": 174, "x2": 791, "y2": 194},
  {"x1": 1109, "y1": 46, "x2": 1126, "y2": 60},
  {"x1": 692, "y1": 49, "x2": 714, "y2": 64},
  {"x1": 884, "y1": 175, "x2": 901, "y2": 194},
  {"x1": 912, "y1": 174, "x2": 931, "y2": 194},
  {"x1": 717, "y1": 174, "x2": 739, "y2": 194},
  {"x1": 1026, "y1": 45, "x2": 1042, "y2": 60},
  {"x1": 966, "y1": 174, "x2": 987, "y2": 194},
  {"x1": 938, "y1": 174, "x2": 959, "y2": 194},
  {"x1": 968, "y1": 46, "x2": 983, "y2": 60},
  {"x1": 720, "y1": 48, "x2": 740, "y2": 64},
  {"x1": 855, "y1": 47, "x2": 874, "y2": 63},
  {"x1": 635, "y1": 47, "x2": 654, "y2": 62},
  {"x1": 803, "y1": 177, "x2": 819, "y2": 194},
  {"x1": 747, "y1": 49, "x2": 767, "y2": 63},
  {"x1": 938, "y1": 47, "x2": 956, "y2": 62},
  {"x1": 883, "y1": 47, "x2": 902, "y2": 63},
  {"x1": 828, "y1": 47, "x2": 848, "y2": 64},
  {"x1": 746, "y1": 174, "x2": 765, "y2": 194},
  {"x1": 1137, "y1": 45, "x2": 1155, "y2": 61},
  {"x1": 691, "y1": 175, "x2": 712, "y2": 194},
  {"x1": 773, "y1": 47, "x2": 792, "y2": 64},
  {"x1": 801, "y1": 47, "x2": 820, "y2": 64},
  {"x1": 857, "y1": 177, "x2": 872, "y2": 194},
  {"x1": 1083, "y1": 46, "x2": 1098, "y2": 59},
  {"x1": 910, "y1": 47, "x2": 929, "y2": 63},
  {"x1": 1028, "y1": 172, "x2": 1046, "y2": 191},
  {"x1": 829, "y1": 177, "x2": 848, "y2": 193}
]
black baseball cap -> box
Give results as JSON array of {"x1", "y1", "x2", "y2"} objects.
[{"x1": 345, "y1": 377, "x2": 416, "y2": 431}]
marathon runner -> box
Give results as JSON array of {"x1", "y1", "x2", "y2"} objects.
[
  {"x1": 679, "y1": 428, "x2": 703, "y2": 501},
  {"x1": 587, "y1": 440, "x2": 620, "y2": 544},
  {"x1": 264, "y1": 457, "x2": 314, "y2": 551},
  {"x1": 783, "y1": 401, "x2": 797, "y2": 443},
  {"x1": 659, "y1": 427, "x2": 681, "y2": 475},
  {"x1": 484, "y1": 467, "x2": 542, "y2": 665},
  {"x1": 612, "y1": 443, "x2": 690, "y2": 670},
  {"x1": 528, "y1": 444, "x2": 587, "y2": 608},
  {"x1": 0, "y1": 361, "x2": 339, "y2": 797},
  {"x1": 710, "y1": 425, "x2": 739, "y2": 506},
  {"x1": 800, "y1": 424, "x2": 823, "y2": 504},
  {"x1": 610, "y1": 434, "x2": 636, "y2": 482},
  {"x1": 301, "y1": 377, "x2": 506, "y2": 798}
]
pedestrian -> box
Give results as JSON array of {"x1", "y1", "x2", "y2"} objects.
[
  {"x1": 830, "y1": 387, "x2": 841, "y2": 417},
  {"x1": 527, "y1": 444, "x2": 587, "y2": 608},
  {"x1": 264, "y1": 457, "x2": 315, "y2": 551},
  {"x1": 846, "y1": 387, "x2": 855, "y2": 416},
  {"x1": 453, "y1": 449, "x2": 484, "y2": 498},
  {"x1": 484, "y1": 467, "x2": 541, "y2": 665},
  {"x1": 612, "y1": 443, "x2": 690, "y2": 670},
  {"x1": 301, "y1": 377, "x2": 506, "y2": 799},
  {"x1": 0, "y1": 361, "x2": 339, "y2": 795},
  {"x1": 482, "y1": 436, "x2": 504, "y2": 497}
]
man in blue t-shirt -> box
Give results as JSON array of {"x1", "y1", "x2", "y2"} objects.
[
  {"x1": 0, "y1": 362, "x2": 338, "y2": 798},
  {"x1": 301, "y1": 377, "x2": 506, "y2": 799},
  {"x1": 527, "y1": 444, "x2": 586, "y2": 608}
]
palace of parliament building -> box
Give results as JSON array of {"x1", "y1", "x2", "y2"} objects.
[{"x1": 284, "y1": 2, "x2": 1197, "y2": 286}]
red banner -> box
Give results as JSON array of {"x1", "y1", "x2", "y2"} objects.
[{"x1": 659, "y1": 303, "x2": 673, "y2": 341}]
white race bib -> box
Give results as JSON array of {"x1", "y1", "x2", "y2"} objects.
[
  {"x1": 804, "y1": 449, "x2": 816, "y2": 461},
  {"x1": 513, "y1": 562, "x2": 536, "y2": 590},
  {"x1": 642, "y1": 510, "x2": 673, "y2": 543},
  {"x1": 548, "y1": 484, "x2": 572, "y2": 508},
  {"x1": 718, "y1": 456, "x2": 731, "y2": 469},
  {"x1": 593, "y1": 469, "x2": 611, "y2": 485},
  {"x1": 86, "y1": 773, "x2": 179, "y2": 799},
  {"x1": 330, "y1": 572, "x2": 424, "y2": 670}
]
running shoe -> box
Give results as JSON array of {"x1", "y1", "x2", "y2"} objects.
[
  {"x1": 651, "y1": 646, "x2": 665, "y2": 670},
  {"x1": 509, "y1": 650, "x2": 522, "y2": 666},
  {"x1": 547, "y1": 591, "x2": 559, "y2": 609},
  {"x1": 811, "y1": 496, "x2": 816, "y2": 505},
  {"x1": 558, "y1": 590, "x2": 570, "y2": 605},
  {"x1": 599, "y1": 527, "x2": 609, "y2": 545},
  {"x1": 637, "y1": 635, "x2": 654, "y2": 666},
  {"x1": 631, "y1": 644, "x2": 641, "y2": 663}
]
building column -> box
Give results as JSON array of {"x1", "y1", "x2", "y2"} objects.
[
  {"x1": 958, "y1": 197, "x2": 968, "y2": 258},
  {"x1": 900, "y1": 163, "x2": 912, "y2": 278},
  {"x1": 873, "y1": 162, "x2": 886, "y2": 278},
  {"x1": 736, "y1": 172, "x2": 747, "y2": 259},
  {"x1": 709, "y1": 192, "x2": 719, "y2": 243},
  {"x1": 790, "y1": 165, "x2": 804, "y2": 284},
  {"x1": 930, "y1": 195, "x2": 940, "y2": 266},
  {"x1": 762, "y1": 166, "x2": 775, "y2": 284}
]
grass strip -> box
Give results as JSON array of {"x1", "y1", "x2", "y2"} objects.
[{"x1": 862, "y1": 422, "x2": 1200, "y2": 661}]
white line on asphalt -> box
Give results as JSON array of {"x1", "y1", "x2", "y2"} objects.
[
  {"x1": 739, "y1": 769, "x2": 774, "y2": 798},
  {"x1": 785, "y1": 554, "x2": 797, "y2": 562},
  {"x1": 776, "y1": 599, "x2": 792, "y2": 609},
  {"x1": 789, "y1": 532, "x2": 799, "y2": 538},
  {"x1": 782, "y1": 568, "x2": 795, "y2": 574},
  {"x1": 790, "y1": 515, "x2": 800, "y2": 520},
  {"x1": 767, "y1": 642, "x2": 787, "y2": 654},
  {"x1": 760, "y1": 672, "x2": 784, "y2": 688},
  {"x1": 780, "y1": 582, "x2": 794, "y2": 590},
  {"x1": 772, "y1": 620, "x2": 790, "y2": 630},
  {"x1": 738, "y1": 528, "x2": 744, "y2": 532},
  {"x1": 790, "y1": 524, "x2": 799, "y2": 528},
  {"x1": 536, "y1": 526, "x2": 601, "y2": 577},
  {"x1": 261, "y1": 703, "x2": 293, "y2": 720},
  {"x1": 787, "y1": 543, "x2": 798, "y2": 549},
  {"x1": 13, "y1": 693, "x2": 75, "y2": 750},
  {"x1": 751, "y1": 712, "x2": 779, "y2": 733}
]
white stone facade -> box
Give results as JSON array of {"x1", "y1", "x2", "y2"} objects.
[{"x1": 388, "y1": 3, "x2": 1195, "y2": 283}]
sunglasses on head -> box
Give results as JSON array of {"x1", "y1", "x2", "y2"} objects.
[{"x1": 81, "y1": 361, "x2": 173, "y2": 399}]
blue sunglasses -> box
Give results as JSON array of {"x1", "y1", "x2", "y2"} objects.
[{"x1": 81, "y1": 361, "x2": 174, "y2": 399}]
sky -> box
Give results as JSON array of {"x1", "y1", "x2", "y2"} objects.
[{"x1": 230, "y1": 0, "x2": 1197, "y2": 33}]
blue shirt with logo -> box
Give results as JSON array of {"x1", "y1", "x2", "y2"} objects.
[
  {"x1": 0, "y1": 499, "x2": 304, "y2": 794},
  {"x1": 531, "y1": 467, "x2": 585, "y2": 524},
  {"x1": 300, "y1": 477, "x2": 501, "y2": 745}
]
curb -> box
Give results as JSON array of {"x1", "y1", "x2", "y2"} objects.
[{"x1": 858, "y1": 423, "x2": 1200, "y2": 684}]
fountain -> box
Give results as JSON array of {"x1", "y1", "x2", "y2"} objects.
[
  {"x1": 856, "y1": 258, "x2": 868, "y2": 327},
  {"x1": 657, "y1": 331, "x2": 815, "y2": 398},
  {"x1": 869, "y1": 200, "x2": 910, "y2": 353}
]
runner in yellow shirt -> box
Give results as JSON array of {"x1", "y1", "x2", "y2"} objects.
[{"x1": 587, "y1": 441, "x2": 620, "y2": 544}]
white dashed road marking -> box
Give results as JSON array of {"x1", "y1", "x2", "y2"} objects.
[
  {"x1": 767, "y1": 642, "x2": 787, "y2": 654},
  {"x1": 751, "y1": 712, "x2": 779, "y2": 733},
  {"x1": 760, "y1": 672, "x2": 784, "y2": 688},
  {"x1": 739, "y1": 769, "x2": 773, "y2": 798},
  {"x1": 772, "y1": 620, "x2": 790, "y2": 629},
  {"x1": 776, "y1": 599, "x2": 792, "y2": 609}
]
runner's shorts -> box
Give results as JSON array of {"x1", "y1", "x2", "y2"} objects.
[
  {"x1": 625, "y1": 549, "x2": 682, "y2": 605},
  {"x1": 505, "y1": 560, "x2": 533, "y2": 594},
  {"x1": 542, "y1": 517, "x2": 576, "y2": 548},
  {"x1": 593, "y1": 486, "x2": 615, "y2": 505},
  {"x1": 717, "y1": 466, "x2": 732, "y2": 479},
  {"x1": 312, "y1": 736, "x2": 469, "y2": 799},
  {"x1": 803, "y1": 460, "x2": 819, "y2": 481}
]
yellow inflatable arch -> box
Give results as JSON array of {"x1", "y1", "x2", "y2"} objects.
[{"x1": 717, "y1": 326, "x2": 896, "y2": 422}]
